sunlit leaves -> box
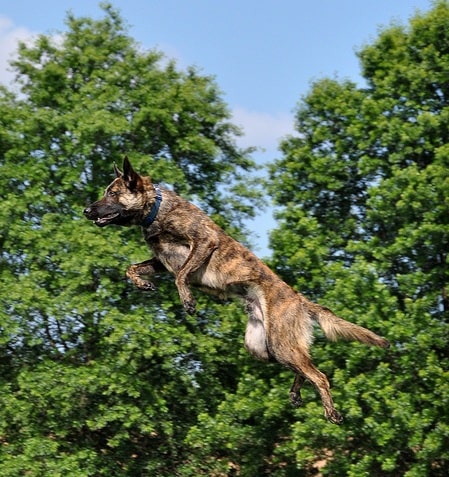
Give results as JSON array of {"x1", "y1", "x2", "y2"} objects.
[
  {"x1": 0, "y1": 4, "x2": 261, "y2": 476},
  {"x1": 265, "y1": 2, "x2": 449, "y2": 475}
]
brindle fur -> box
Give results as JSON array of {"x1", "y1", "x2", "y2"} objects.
[{"x1": 84, "y1": 157, "x2": 389, "y2": 424}]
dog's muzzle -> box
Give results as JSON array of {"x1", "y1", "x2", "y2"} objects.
[
  {"x1": 83, "y1": 206, "x2": 94, "y2": 218},
  {"x1": 84, "y1": 204, "x2": 123, "y2": 227}
]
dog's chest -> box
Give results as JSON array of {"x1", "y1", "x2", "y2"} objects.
[{"x1": 145, "y1": 233, "x2": 190, "y2": 275}]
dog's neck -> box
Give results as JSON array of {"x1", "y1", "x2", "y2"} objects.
[{"x1": 141, "y1": 185, "x2": 162, "y2": 227}]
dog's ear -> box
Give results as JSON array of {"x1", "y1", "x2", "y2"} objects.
[
  {"x1": 122, "y1": 156, "x2": 142, "y2": 191},
  {"x1": 113, "y1": 162, "x2": 123, "y2": 178}
]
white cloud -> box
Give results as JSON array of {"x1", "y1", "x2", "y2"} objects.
[
  {"x1": 0, "y1": 16, "x2": 36, "y2": 87},
  {"x1": 0, "y1": 15, "x2": 294, "y2": 159},
  {"x1": 231, "y1": 107, "x2": 294, "y2": 152}
]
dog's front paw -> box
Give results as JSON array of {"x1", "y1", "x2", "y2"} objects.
[
  {"x1": 183, "y1": 298, "x2": 197, "y2": 315},
  {"x1": 136, "y1": 280, "x2": 157, "y2": 291}
]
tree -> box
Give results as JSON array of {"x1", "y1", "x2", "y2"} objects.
[
  {"x1": 3, "y1": 2, "x2": 449, "y2": 476},
  {"x1": 265, "y1": 1, "x2": 449, "y2": 475},
  {"x1": 0, "y1": 4, "x2": 263, "y2": 475}
]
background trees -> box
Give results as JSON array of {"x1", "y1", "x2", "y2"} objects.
[
  {"x1": 266, "y1": 1, "x2": 449, "y2": 475},
  {"x1": 0, "y1": 5, "x2": 262, "y2": 476},
  {"x1": 1, "y1": 1, "x2": 449, "y2": 476}
]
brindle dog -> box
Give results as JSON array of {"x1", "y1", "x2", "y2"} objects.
[{"x1": 84, "y1": 157, "x2": 389, "y2": 424}]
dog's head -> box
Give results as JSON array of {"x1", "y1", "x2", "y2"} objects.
[{"x1": 84, "y1": 157, "x2": 151, "y2": 227}]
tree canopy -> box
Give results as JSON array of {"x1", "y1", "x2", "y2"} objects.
[
  {"x1": 0, "y1": 4, "x2": 262, "y2": 475},
  {"x1": 266, "y1": 1, "x2": 449, "y2": 475},
  {"x1": 1, "y1": 1, "x2": 449, "y2": 476}
]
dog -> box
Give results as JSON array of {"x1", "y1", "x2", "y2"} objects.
[{"x1": 84, "y1": 157, "x2": 389, "y2": 424}]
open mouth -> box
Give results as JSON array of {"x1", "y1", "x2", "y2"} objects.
[{"x1": 94, "y1": 212, "x2": 120, "y2": 226}]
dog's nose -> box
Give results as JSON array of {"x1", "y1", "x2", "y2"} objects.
[{"x1": 83, "y1": 207, "x2": 92, "y2": 216}]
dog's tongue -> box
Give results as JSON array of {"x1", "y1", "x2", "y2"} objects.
[
  {"x1": 95, "y1": 213, "x2": 119, "y2": 226},
  {"x1": 95, "y1": 218, "x2": 108, "y2": 226}
]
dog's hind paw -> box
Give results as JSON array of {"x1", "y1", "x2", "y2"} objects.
[
  {"x1": 289, "y1": 391, "x2": 303, "y2": 408},
  {"x1": 326, "y1": 409, "x2": 343, "y2": 425}
]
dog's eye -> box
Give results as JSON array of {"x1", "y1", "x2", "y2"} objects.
[{"x1": 107, "y1": 190, "x2": 118, "y2": 197}]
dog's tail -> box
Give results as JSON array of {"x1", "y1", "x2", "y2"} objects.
[{"x1": 311, "y1": 303, "x2": 389, "y2": 348}]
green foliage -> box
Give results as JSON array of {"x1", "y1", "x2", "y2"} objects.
[
  {"x1": 265, "y1": 1, "x2": 449, "y2": 475},
  {"x1": 0, "y1": 4, "x2": 262, "y2": 476},
  {"x1": 2, "y1": 1, "x2": 449, "y2": 476}
]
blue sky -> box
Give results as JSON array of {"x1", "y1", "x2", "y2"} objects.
[{"x1": 0, "y1": 0, "x2": 432, "y2": 254}]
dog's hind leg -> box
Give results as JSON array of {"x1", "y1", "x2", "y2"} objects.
[
  {"x1": 269, "y1": 333, "x2": 343, "y2": 423},
  {"x1": 126, "y1": 258, "x2": 166, "y2": 290},
  {"x1": 289, "y1": 374, "x2": 306, "y2": 407},
  {"x1": 293, "y1": 358, "x2": 343, "y2": 424}
]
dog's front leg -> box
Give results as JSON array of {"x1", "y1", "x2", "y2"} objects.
[
  {"x1": 175, "y1": 234, "x2": 219, "y2": 314},
  {"x1": 126, "y1": 258, "x2": 166, "y2": 291}
]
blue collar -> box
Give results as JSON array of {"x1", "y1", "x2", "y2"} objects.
[{"x1": 141, "y1": 185, "x2": 162, "y2": 227}]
